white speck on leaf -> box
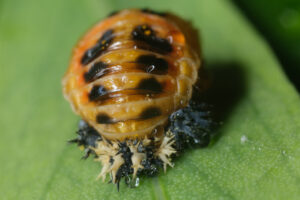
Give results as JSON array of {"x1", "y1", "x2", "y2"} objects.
[{"x1": 241, "y1": 135, "x2": 248, "y2": 144}]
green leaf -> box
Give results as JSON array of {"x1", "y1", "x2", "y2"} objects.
[
  {"x1": 234, "y1": 0, "x2": 300, "y2": 90},
  {"x1": 1, "y1": 0, "x2": 300, "y2": 199}
]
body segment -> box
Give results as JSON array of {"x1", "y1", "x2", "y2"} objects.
[{"x1": 63, "y1": 9, "x2": 201, "y2": 140}]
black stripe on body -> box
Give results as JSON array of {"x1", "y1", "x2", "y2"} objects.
[
  {"x1": 83, "y1": 52, "x2": 169, "y2": 83},
  {"x1": 96, "y1": 113, "x2": 116, "y2": 124},
  {"x1": 81, "y1": 29, "x2": 114, "y2": 65},
  {"x1": 139, "y1": 106, "x2": 162, "y2": 120},
  {"x1": 136, "y1": 55, "x2": 168, "y2": 74},
  {"x1": 84, "y1": 61, "x2": 109, "y2": 83},
  {"x1": 89, "y1": 77, "x2": 163, "y2": 103},
  {"x1": 88, "y1": 85, "x2": 107, "y2": 101},
  {"x1": 84, "y1": 56, "x2": 168, "y2": 82},
  {"x1": 132, "y1": 25, "x2": 172, "y2": 54},
  {"x1": 136, "y1": 77, "x2": 163, "y2": 93},
  {"x1": 95, "y1": 106, "x2": 162, "y2": 124}
]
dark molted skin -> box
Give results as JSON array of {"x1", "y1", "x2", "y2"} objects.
[
  {"x1": 136, "y1": 54, "x2": 169, "y2": 74},
  {"x1": 132, "y1": 25, "x2": 172, "y2": 54},
  {"x1": 136, "y1": 77, "x2": 163, "y2": 93},
  {"x1": 81, "y1": 29, "x2": 114, "y2": 65},
  {"x1": 115, "y1": 142, "x2": 133, "y2": 190},
  {"x1": 68, "y1": 120, "x2": 101, "y2": 159},
  {"x1": 84, "y1": 61, "x2": 109, "y2": 83},
  {"x1": 169, "y1": 101, "x2": 213, "y2": 151}
]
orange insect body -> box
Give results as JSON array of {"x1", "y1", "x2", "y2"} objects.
[
  {"x1": 63, "y1": 9, "x2": 201, "y2": 140},
  {"x1": 63, "y1": 9, "x2": 203, "y2": 185}
]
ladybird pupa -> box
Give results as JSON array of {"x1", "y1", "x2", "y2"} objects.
[{"x1": 63, "y1": 8, "x2": 212, "y2": 188}]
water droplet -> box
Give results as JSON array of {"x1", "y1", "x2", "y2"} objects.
[
  {"x1": 146, "y1": 65, "x2": 155, "y2": 73},
  {"x1": 152, "y1": 128, "x2": 158, "y2": 135},
  {"x1": 180, "y1": 100, "x2": 185, "y2": 105},
  {"x1": 135, "y1": 177, "x2": 140, "y2": 187}
]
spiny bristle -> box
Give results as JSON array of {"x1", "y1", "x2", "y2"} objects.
[
  {"x1": 129, "y1": 143, "x2": 145, "y2": 178},
  {"x1": 155, "y1": 132, "x2": 176, "y2": 172},
  {"x1": 91, "y1": 134, "x2": 176, "y2": 185}
]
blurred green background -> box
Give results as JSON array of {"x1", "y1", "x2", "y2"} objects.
[
  {"x1": 0, "y1": 0, "x2": 300, "y2": 199},
  {"x1": 235, "y1": 0, "x2": 300, "y2": 91}
]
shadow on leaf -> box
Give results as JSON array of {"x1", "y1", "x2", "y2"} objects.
[{"x1": 201, "y1": 61, "x2": 247, "y2": 145}]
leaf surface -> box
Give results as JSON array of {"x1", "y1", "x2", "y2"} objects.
[{"x1": 0, "y1": 0, "x2": 300, "y2": 199}]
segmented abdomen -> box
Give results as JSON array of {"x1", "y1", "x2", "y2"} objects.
[{"x1": 63, "y1": 9, "x2": 201, "y2": 140}]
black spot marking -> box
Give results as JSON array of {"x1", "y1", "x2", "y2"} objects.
[
  {"x1": 140, "y1": 8, "x2": 166, "y2": 16},
  {"x1": 136, "y1": 78, "x2": 163, "y2": 93},
  {"x1": 84, "y1": 61, "x2": 109, "y2": 82},
  {"x1": 136, "y1": 55, "x2": 168, "y2": 74},
  {"x1": 88, "y1": 85, "x2": 107, "y2": 101},
  {"x1": 81, "y1": 29, "x2": 114, "y2": 65},
  {"x1": 139, "y1": 107, "x2": 162, "y2": 120},
  {"x1": 99, "y1": 29, "x2": 114, "y2": 43},
  {"x1": 96, "y1": 113, "x2": 116, "y2": 124},
  {"x1": 132, "y1": 25, "x2": 172, "y2": 54}
]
